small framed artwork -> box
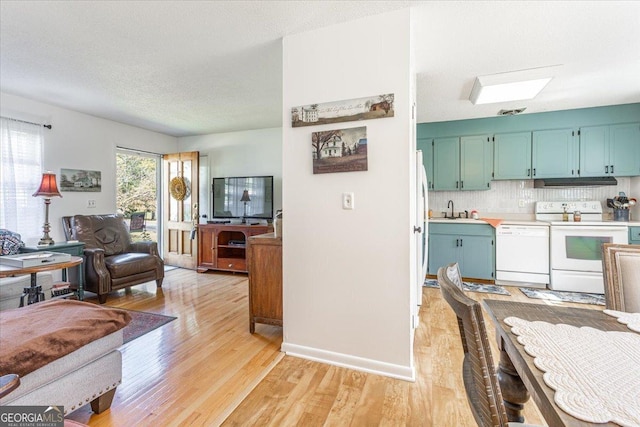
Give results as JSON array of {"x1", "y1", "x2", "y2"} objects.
[
  {"x1": 292, "y1": 94, "x2": 394, "y2": 127},
  {"x1": 60, "y1": 168, "x2": 102, "y2": 192},
  {"x1": 312, "y1": 126, "x2": 367, "y2": 174}
]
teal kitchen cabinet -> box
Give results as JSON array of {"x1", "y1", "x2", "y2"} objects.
[
  {"x1": 460, "y1": 135, "x2": 493, "y2": 190},
  {"x1": 630, "y1": 226, "x2": 640, "y2": 245},
  {"x1": 493, "y1": 132, "x2": 532, "y2": 180},
  {"x1": 417, "y1": 136, "x2": 434, "y2": 189},
  {"x1": 433, "y1": 137, "x2": 460, "y2": 190},
  {"x1": 580, "y1": 123, "x2": 640, "y2": 177},
  {"x1": 432, "y1": 135, "x2": 492, "y2": 191},
  {"x1": 532, "y1": 128, "x2": 578, "y2": 178},
  {"x1": 428, "y1": 223, "x2": 495, "y2": 280}
]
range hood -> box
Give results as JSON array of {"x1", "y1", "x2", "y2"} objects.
[{"x1": 533, "y1": 176, "x2": 618, "y2": 188}]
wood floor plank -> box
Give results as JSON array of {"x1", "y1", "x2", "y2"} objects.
[{"x1": 64, "y1": 268, "x2": 597, "y2": 426}]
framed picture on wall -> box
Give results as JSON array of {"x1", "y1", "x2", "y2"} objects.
[
  {"x1": 312, "y1": 126, "x2": 367, "y2": 174},
  {"x1": 292, "y1": 94, "x2": 394, "y2": 128},
  {"x1": 60, "y1": 168, "x2": 102, "y2": 192}
]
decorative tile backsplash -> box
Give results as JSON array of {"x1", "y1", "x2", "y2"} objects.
[{"x1": 429, "y1": 177, "x2": 636, "y2": 218}]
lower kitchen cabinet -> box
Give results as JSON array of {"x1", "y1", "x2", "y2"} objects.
[
  {"x1": 630, "y1": 226, "x2": 640, "y2": 244},
  {"x1": 428, "y1": 223, "x2": 495, "y2": 280}
]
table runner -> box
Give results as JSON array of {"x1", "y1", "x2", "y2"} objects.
[
  {"x1": 603, "y1": 309, "x2": 640, "y2": 333},
  {"x1": 504, "y1": 316, "x2": 640, "y2": 427}
]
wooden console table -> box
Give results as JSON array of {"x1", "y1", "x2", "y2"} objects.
[
  {"x1": 247, "y1": 232, "x2": 282, "y2": 333},
  {"x1": 0, "y1": 256, "x2": 83, "y2": 306},
  {"x1": 197, "y1": 224, "x2": 272, "y2": 273}
]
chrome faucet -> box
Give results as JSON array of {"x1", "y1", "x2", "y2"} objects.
[{"x1": 447, "y1": 200, "x2": 454, "y2": 218}]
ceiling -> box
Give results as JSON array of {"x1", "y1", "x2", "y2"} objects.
[{"x1": 1, "y1": 1, "x2": 639, "y2": 138}]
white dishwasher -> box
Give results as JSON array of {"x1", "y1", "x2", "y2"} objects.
[{"x1": 495, "y1": 224, "x2": 549, "y2": 288}]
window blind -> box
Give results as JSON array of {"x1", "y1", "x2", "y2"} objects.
[{"x1": 0, "y1": 117, "x2": 44, "y2": 243}]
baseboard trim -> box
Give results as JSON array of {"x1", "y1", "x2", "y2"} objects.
[{"x1": 281, "y1": 342, "x2": 415, "y2": 382}]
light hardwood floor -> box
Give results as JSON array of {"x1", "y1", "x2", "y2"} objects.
[{"x1": 67, "y1": 268, "x2": 600, "y2": 426}]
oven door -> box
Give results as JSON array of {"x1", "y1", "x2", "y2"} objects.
[{"x1": 550, "y1": 225, "x2": 629, "y2": 272}]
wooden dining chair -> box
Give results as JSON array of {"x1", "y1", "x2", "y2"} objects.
[
  {"x1": 602, "y1": 243, "x2": 640, "y2": 312},
  {"x1": 438, "y1": 263, "x2": 539, "y2": 427}
]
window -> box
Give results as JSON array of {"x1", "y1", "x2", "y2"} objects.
[{"x1": 0, "y1": 117, "x2": 44, "y2": 242}]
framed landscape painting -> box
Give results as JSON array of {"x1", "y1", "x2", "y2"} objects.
[
  {"x1": 312, "y1": 126, "x2": 367, "y2": 174},
  {"x1": 292, "y1": 94, "x2": 394, "y2": 128},
  {"x1": 60, "y1": 168, "x2": 102, "y2": 192}
]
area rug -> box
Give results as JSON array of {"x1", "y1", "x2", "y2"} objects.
[
  {"x1": 424, "y1": 279, "x2": 511, "y2": 296},
  {"x1": 119, "y1": 309, "x2": 177, "y2": 343},
  {"x1": 519, "y1": 287, "x2": 605, "y2": 306}
]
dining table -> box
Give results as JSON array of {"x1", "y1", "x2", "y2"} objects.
[{"x1": 483, "y1": 299, "x2": 640, "y2": 427}]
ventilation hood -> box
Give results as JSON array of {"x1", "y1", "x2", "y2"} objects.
[{"x1": 533, "y1": 177, "x2": 618, "y2": 188}]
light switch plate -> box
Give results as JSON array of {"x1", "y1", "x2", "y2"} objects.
[
  {"x1": 342, "y1": 192, "x2": 354, "y2": 210},
  {"x1": 87, "y1": 199, "x2": 96, "y2": 208}
]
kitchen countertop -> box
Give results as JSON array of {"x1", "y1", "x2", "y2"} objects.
[{"x1": 429, "y1": 217, "x2": 640, "y2": 226}]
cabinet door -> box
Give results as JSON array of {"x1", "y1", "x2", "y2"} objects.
[
  {"x1": 493, "y1": 132, "x2": 532, "y2": 180},
  {"x1": 579, "y1": 125, "x2": 609, "y2": 177},
  {"x1": 197, "y1": 227, "x2": 216, "y2": 270},
  {"x1": 427, "y1": 233, "x2": 459, "y2": 275},
  {"x1": 460, "y1": 135, "x2": 492, "y2": 190},
  {"x1": 609, "y1": 123, "x2": 640, "y2": 177},
  {"x1": 433, "y1": 137, "x2": 460, "y2": 191},
  {"x1": 460, "y1": 235, "x2": 494, "y2": 280},
  {"x1": 417, "y1": 137, "x2": 434, "y2": 189},
  {"x1": 532, "y1": 129, "x2": 577, "y2": 178}
]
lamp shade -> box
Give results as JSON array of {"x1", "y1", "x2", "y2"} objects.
[
  {"x1": 240, "y1": 189, "x2": 251, "y2": 202},
  {"x1": 33, "y1": 172, "x2": 62, "y2": 198}
]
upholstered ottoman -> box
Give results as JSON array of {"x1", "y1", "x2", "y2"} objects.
[{"x1": 0, "y1": 300, "x2": 131, "y2": 415}]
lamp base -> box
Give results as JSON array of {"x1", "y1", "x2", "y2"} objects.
[{"x1": 38, "y1": 236, "x2": 55, "y2": 246}]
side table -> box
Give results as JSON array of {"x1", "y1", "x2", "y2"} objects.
[{"x1": 21, "y1": 242, "x2": 86, "y2": 301}]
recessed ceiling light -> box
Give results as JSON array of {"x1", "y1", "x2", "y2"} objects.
[{"x1": 469, "y1": 66, "x2": 558, "y2": 105}]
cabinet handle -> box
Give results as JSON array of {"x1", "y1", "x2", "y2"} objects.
[
  {"x1": 611, "y1": 165, "x2": 614, "y2": 174},
  {"x1": 456, "y1": 181, "x2": 459, "y2": 189},
  {"x1": 456, "y1": 239, "x2": 459, "y2": 247},
  {"x1": 605, "y1": 165, "x2": 609, "y2": 173},
  {"x1": 571, "y1": 169, "x2": 574, "y2": 175},
  {"x1": 460, "y1": 181, "x2": 464, "y2": 189},
  {"x1": 533, "y1": 168, "x2": 536, "y2": 176},
  {"x1": 527, "y1": 168, "x2": 531, "y2": 177},
  {"x1": 228, "y1": 263, "x2": 233, "y2": 268},
  {"x1": 459, "y1": 239, "x2": 463, "y2": 247}
]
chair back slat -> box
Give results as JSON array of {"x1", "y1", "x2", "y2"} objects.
[
  {"x1": 602, "y1": 243, "x2": 640, "y2": 312},
  {"x1": 438, "y1": 263, "x2": 509, "y2": 427}
]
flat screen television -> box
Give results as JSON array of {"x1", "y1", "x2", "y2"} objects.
[{"x1": 212, "y1": 176, "x2": 274, "y2": 221}]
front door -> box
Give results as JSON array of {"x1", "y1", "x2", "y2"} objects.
[{"x1": 163, "y1": 151, "x2": 199, "y2": 269}]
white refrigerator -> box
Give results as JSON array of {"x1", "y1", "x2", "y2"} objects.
[{"x1": 414, "y1": 150, "x2": 429, "y2": 324}]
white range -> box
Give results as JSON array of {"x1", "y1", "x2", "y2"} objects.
[{"x1": 535, "y1": 200, "x2": 629, "y2": 294}]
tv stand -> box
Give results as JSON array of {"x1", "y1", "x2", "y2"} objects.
[{"x1": 197, "y1": 224, "x2": 272, "y2": 273}]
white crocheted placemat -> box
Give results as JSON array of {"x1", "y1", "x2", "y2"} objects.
[
  {"x1": 603, "y1": 309, "x2": 640, "y2": 333},
  {"x1": 504, "y1": 316, "x2": 640, "y2": 426}
]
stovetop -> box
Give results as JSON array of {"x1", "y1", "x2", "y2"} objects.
[{"x1": 535, "y1": 200, "x2": 604, "y2": 223}]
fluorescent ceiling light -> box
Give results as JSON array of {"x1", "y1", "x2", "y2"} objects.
[{"x1": 469, "y1": 67, "x2": 557, "y2": 105}]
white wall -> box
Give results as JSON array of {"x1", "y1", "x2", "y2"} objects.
[
  {"x1": 1, "y1": 92, "x2": 178, "y2": 244},
  {"x1": 178, "y1": 127, "x2": 283, "y2": 220},
  {"x1": 282, "y1": 9, "x2": 416, "y2": 380}
]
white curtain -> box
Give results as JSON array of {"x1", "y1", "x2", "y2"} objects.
[{"x1": 0, "y1": 117, "x2": 45, "y2": 243}]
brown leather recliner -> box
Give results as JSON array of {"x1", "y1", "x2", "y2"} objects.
[{"x1": 63, "y1": 214, "x2": 164, "y2": 304}]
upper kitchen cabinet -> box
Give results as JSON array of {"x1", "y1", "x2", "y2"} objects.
[
  {"x1": 579, "y1": 123, "x2": 640, "y2": 177},
  {"x1": 532, "y1": 128, "x2": 578, "y2": 178},
  {"x1": 417, "y1": 136, "x2": 434, "y2": 189},
  {"x1": 432, "y1": 135, "x2": 492, "y2": 191},
  {"x1": 433, "y1": 137, "x2": 460, "y2": 190},
  {"x1": 460, "y1": 135, "x2": 492, "y2": 190},
  {"x1": 493, "y1": 132, "x2": 532, "y2": 180}
]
